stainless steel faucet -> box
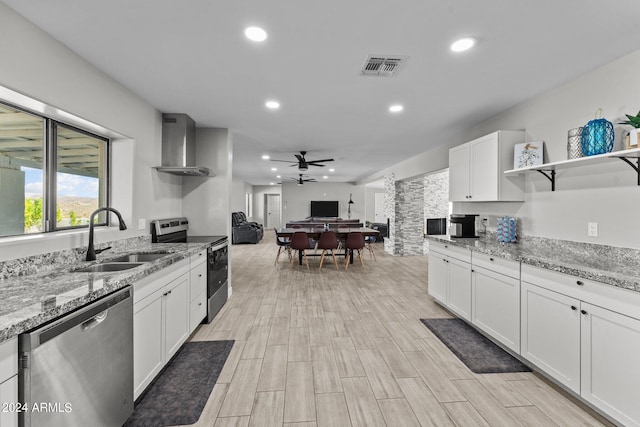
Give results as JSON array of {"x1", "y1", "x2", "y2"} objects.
[{"x1": 86, "y1": 207, "x2": 127, "y2": 261}]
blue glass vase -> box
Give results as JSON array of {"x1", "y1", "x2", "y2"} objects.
[{"x1": 581, "y1": 118, "x2": 614, "y2": 156}]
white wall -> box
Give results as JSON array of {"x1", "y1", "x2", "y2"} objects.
[
  {"x1": 231, "y1": 178, "x2": 253, "y2": 218},
  {"x1": 182, "y1": 128, "x2": 232, "y2": 237},
  {"x1": 454, "y1": 49, "x2": 640, "y2": 248},
  {"x1": 0, "y1": 3, "x2": 183, "y2": 260},
  {"x1": 281, "y1": 182, "x2": 365, "y2": 224},
  {"x1": 364, "y1": 186, "x2": 385, "y2": 225}
]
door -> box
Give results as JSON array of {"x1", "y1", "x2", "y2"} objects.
[
  {"x1": 134, "y1": 290, "x2": 164, "y2": 399},
  {"x1": 472, "y1": 267, "x2": 520, "y2": 352},
  {"x1": 521, "y1": 282, "x2": 581, "y2": 393},
  {"x1": 448, "y1": 144, "x2": 470, "y2": 201},
  {"x1": 265, "y1": 194, "x2": 281, "y2": 228},
  {"x1": 374, "y1": 192, "x2": 385, "y2": 223},
  {"x1": 447, "y1": 256, "x2": 472, "y2": 321},
  {"x1": 428, "y1": 251, "x2": 447, "y2": 304},
  {"x1": 581, "y1": 303, "x2": 640, "y2": 427}
]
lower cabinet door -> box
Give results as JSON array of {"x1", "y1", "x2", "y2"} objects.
[
  {"x1": 189, "y1": 293, "x2": 207, "y2": 333},
  {"x1": 0, "y1": 375, "x2": 17, "y2": 427},
  {"x1": 164, "y1": 274, "x2": 190, "y2": 361},
  {"x1": 447, "y1": 257, "x2": 472, "y2": 321},
  {"x1": 581, "y1": 303, "x2": 640, "y2": 427},
  {"x1": 521, "y1": 282, "x2": 581, "y2": 393},
  {"x1": 472, "y1": 267, "x2": 520, "y2": 352},
  {"x1": 133, "y1": 291, "x2": 164, "y2": 399},
  {"x1": 428, "y1": 251, "x2": 448, "y2": 304}
]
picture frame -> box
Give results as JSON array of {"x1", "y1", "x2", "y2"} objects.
[{"x1": 514, "y1": 141, "x2": 544, "y2": 168}]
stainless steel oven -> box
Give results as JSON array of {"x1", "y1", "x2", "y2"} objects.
[{"x1": 151, "y1": 218, "x2": 228, "y2": 323}]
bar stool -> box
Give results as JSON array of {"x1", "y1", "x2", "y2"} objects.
[
  {"x1": 289, "y1": 231, "x2": 311, "y2": 270},
  {"x1": 317, "y1": 231, "x2": 340, "y2": 270},
  {"x1": 344, "y1": 232, "x2": 365, "y2": 270}
]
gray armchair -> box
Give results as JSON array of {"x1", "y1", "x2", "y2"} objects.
[{"x1": 231, "y1": 212, "x2": 263, "y2": 244}]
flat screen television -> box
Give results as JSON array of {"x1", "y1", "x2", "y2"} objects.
[{"x1": 310, "y1": 200, "x2": 339, "y2": 217}]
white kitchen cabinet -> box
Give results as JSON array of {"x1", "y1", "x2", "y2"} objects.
[
  {"x1": 471, "y1": 259, "x2": 521, "y2": 353},
  {"x1": 581, "y1": 303, "x2": 640, "y2": 427},
  {"x1": 449, "y1": 130, "x2": 525, "y2": 202},
  {"x1": 189, "y1": 251, "x2": 207, "y2": 333},
  {"x1": 133, "y1": 257, "x2": 191, "y2": 399},
  {"x1": 0, "y1": 376, "x2": 17, "y2": 427},
  {"x1": 521, "y1": 281, "x2": 581, "y2": 393},
  {"x1": 0, "y1": 337, "x2": 17, "y2": 427},
  {"x1": 427, "y1": 242, "x2": 472, "y2": 321}
]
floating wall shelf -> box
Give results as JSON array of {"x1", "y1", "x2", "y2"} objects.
[{"x1": 504, "y1": 147, "x2": 640, "y2": 191}]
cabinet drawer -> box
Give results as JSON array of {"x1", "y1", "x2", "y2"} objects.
[
  {"x1": 190, "y1": 261, "x2": 207, "y2": 301},
  {"x1": 189, "y1": 293, "x2": 207, "y2": 332},
  {"x1": 429, "y1": 241, "x2": 471, "y2": 263},
  {"x1": 0, "y1": 337, "x2": 17, "y2": 382},
  {"x1": 190, "y1": 250, "x2": 206, "y2": 267},
  {"x1": 472, "y1": 252, "x2": 520, "y2": 279}
]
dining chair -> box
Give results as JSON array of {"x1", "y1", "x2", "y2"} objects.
[
  {"x1": 317, "y1": 231, "x2": 340, "y2": 270},
  {"x1": 364, "y1": 234, "x2": 377, "y2": 261},
  {"x1": 289, "y1": 231, "x2": 311, "y2": 270},
  {"x1": 274, "y1": 228, "x2": 291, "y2": 265},
  {"x1": 344, "y1": 231, "x2": 365, "y2": 270},
  {"x1": 337, "y1": 224, "x2": 349, "y2": 250}
]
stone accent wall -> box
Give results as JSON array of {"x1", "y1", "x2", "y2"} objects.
[
  {"x1": 394, "y1": 178, "x2": 425, "y2": 256},
  {"x1": 383, "y1": 173, "x2": 395, "y2": 254},
  {"x1": 423, "y1": 170, "x2": 449, "y2": 254}
]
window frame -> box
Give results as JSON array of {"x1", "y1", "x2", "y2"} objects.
[{"x1": 0, "y1": 100, "x2": 111, "y2": 236}]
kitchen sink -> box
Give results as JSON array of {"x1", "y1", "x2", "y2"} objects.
[
  {"x1": 73, "y1": 262, "x2": 144, "y2": 273},
  {"x1": 108, "y1": 253, "x2": 169, "y2": 263}
]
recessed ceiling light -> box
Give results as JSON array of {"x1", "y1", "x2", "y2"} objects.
[
  {"x1": 450, "y1": 37, "x2": 476, "y2": 52},
  {"x1": 261, "y1": 154, "x2": 270, "y2": 160},
  {"x1": 329, "y1": 168, "x2": 335, "y2": 172},
  {"x1": 270, "y1": 182, "x2": 275, "y2": 185},
  {"x1": 276, "y1": 175, "x2": 281, "y2": 178},
  {"x1": 265, "y1": 100, "x2": 280, "y2": 109},
  {"x1": 245, "y1": 26, "x2": 267, "y2": 42},
  {"x1": 271, "y1": 167, "x2": 277, "y2": 171},
  {"x1": 389, "y1": 104, "x2": 404, "y2": 113},
  {"x1": 323, "y1": 176, "x2": 328, "y2": 179}
]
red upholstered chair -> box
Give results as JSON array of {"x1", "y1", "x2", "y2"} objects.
[
  {"x1": 317, "y1": 231, "x2": 340, "y2": 270},
  {"x1": 290, "y1": 231, "x2": 311, "y2": 270},
  {"x1": 344, "y1": 232, "x2": 365, "y2": 270}
]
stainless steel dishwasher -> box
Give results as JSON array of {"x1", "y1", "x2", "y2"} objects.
[{"x1": 18, "y1": 287, "x2": 134, "y2": 427}]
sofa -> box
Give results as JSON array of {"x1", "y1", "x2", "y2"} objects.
[
  {"x1": 286, "y1": 218, "x2": 362, "y2": 228},
  {"x1": 231, "y1": 212, "x2": 264, "y2": 244},
  {"x1": 368, "y1": 222, "x2": 388, "y2": 242}
]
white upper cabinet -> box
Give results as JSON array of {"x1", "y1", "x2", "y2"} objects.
[{"x1": 449, "y1": 130, "x2": 525, "y2": 202}]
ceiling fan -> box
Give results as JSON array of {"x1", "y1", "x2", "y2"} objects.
[
  {"x1": 271, "y1": 151, "x2": 334, "y2": 171},
  {"x1": 279, "y1": 174, "x2": 317, "y2": 185}
]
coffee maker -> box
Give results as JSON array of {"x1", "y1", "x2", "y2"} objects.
[{"x1": 449, "y1": 214, "x2": 478, "y2": 238}]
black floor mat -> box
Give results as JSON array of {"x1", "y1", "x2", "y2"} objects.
[
  {"x1": 124, "y1": 340, "x2": 234, "y2": 426},
  {"x1": 420, "y1": 318, "x2": 530, "y2": 374}
]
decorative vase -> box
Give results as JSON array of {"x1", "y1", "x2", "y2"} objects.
[
  {"x1": 581, "y1": 109, "x2": 614, "y2": 156},
  {"x1": 567, "y1": 127, "x2": 583, "y2": 159}
]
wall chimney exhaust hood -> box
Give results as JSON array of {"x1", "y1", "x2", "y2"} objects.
[{"x1": 154, "y1": 113, "x2": 215, "y2": 177}]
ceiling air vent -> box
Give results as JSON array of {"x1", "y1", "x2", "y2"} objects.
[{"x1": 361, "y1": 55, "x2": 408, "y2": 77}]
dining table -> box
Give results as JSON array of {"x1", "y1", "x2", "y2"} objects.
[{"x1": 276, "y1": 227, "x2": 380, "y2": 265}]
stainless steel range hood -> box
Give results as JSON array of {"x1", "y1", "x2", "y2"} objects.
[{"x1": 154, "y1": 113, "x2": 215, "y2": 177}]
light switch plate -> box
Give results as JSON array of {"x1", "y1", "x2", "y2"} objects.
[
  {"x1": 138, "y1": 218, "x2": 146, "y2": 230},
  {"x1": 587, "y1": 222, "x2": 598, "y2": 237}
]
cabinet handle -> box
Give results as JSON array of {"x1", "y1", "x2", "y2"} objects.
[
  {"x1": 571, "y1": 305, "x2": 577, "y2": 310},
  {"x1": 167, "y1": 290, "x2": 172, "y2": 295},
  {"x1": 489, "y1": 257, "x2": 494, "y2": 261},
  {"x1": 198, "y1": 274, "x2": 203, "y2": 277},
  {"x1": 471, "y1": 269, "x2": 475, "y2": 273},
  {"x1": 581, "y1": 309, "x2": 587, "y2": 315},
  {"x1": 444, "y1": 245, "x2": 448, "y2": 248},
  {"x1": 198, "y1": 302, "x2": 202, "y2": 306},
  {"x1": 163, "y1": 292, "x2": 168, "y2": 296},
  {"x1": 576, "y1": 280, "x2": 584, "y2": 286}
]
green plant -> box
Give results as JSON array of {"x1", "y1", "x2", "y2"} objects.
[{"x1": 619, "y1": 110, "x2": 640, "y2": 128}]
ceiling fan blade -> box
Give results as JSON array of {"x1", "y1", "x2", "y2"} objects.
[
  {"x1": 295, "y1": 154, "x2": 305, "y2": 162},
  {"x1": 306, "y1": 163, "x2": 325, "y2": 167},
  {"x1": 307, "y1": 158, "x2": 334, "y2": 163},
  {"x1": 270, "y1": 159, "x2": 297, "y2": 163}
]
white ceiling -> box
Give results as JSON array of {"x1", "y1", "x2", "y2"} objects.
[{"x1": 4, "y1": 0, "x2": 640, "y2": 185}]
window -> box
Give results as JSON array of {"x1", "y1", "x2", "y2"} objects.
[{"x1": 0, "y1": 102, "x2": 109, "y2": 237}]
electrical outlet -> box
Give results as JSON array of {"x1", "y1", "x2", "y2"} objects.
[
  {"x1": 587, "y1": 222, "x2": 598, "y2": 237},
  {"x1": 138, "y1": 218, "x2": 146, "y2": 230}
]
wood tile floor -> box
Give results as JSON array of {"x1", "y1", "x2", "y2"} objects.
[{"x1": 183, "y1": 231, "x2": 612, "y2": 427}]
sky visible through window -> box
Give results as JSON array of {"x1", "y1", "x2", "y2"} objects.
[{"x1": 23, "y1": 167, "x2": 98, "y2": 198}]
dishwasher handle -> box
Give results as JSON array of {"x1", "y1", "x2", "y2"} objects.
[{"x1": 81, "y1": 310, "x2": 108, "y2": 331}]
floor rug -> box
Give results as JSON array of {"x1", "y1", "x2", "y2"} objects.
[
  {"x1": 420, "y1": 318, "x2": 530, "y2": 374},
  {"x1": 124, "y1": 340, "x2": 235, "y2": 426}
]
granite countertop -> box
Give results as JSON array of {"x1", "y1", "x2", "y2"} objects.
[
  {"x1": 427, "y1": 234, "x2": 640, "y2": 293},
  {"x1": 0, "y1": 241, "x2": 210, "y2": 343}
]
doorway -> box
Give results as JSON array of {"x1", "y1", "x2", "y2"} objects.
[{"x1": 265, "y1": 194, "x2": 281, "y2": 228}]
